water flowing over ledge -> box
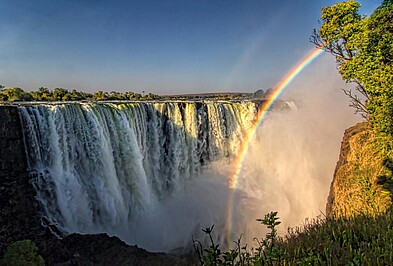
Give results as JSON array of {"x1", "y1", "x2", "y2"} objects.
[
  {"x1": 18, "y1": 101, "x2": 270, "y2": 243},
  {"x1": 2, "y1": 96, "x2": 350, "y2": 255}
]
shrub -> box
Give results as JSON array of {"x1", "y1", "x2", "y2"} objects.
[
  {"x1": 194, "y1": 209, "x2": 393, "y2": 265},
  {"x1": 1, "y1": 240, "x2": 45, "y2": 266}
]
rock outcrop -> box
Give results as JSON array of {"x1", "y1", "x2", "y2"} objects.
[{"x1": 326, "y1": 122, "x2": 392, "y2": 218}]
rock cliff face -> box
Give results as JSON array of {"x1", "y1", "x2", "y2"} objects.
[
  {"x1": 0, "y1": 106, "x2": 27, "y2": 175},
  {"x1": 0, "y1": 106, "x2": 192, "y2": 265},
  {"x1": 0, "y1": 106, "x2": 66, "y2": 263},
  {"x1": 326, "y1": 122, "x2": 392, "y2": 218}
]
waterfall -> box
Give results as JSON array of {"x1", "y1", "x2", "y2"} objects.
[
  {"x1": 18, "y1": 98, "x2": 345, "y2": 253},
  {"x1": 18, "y1": 101, "x2": 258, "y2": 243}
]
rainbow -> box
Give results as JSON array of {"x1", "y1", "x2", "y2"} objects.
[{"x1": 225, "y1": 48, "x2": 324, "y2": 244}]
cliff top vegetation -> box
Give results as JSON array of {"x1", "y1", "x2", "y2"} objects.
[{"x1": 0, "y1": 85, "x2": 258, "y2": 102}]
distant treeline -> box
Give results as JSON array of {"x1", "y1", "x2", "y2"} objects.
[
  {"x1": 0, "y1": 86, "x2": 159, "y2": 102},
  {"x1": 0, "y1": 85, "x2": 257, "y2": 102}
]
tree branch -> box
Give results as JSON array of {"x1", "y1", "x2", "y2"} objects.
[
  {"x1": 310, "y1": 30, "x2": 353, "y2": 62},
  {"x1": 342, "y1": 88, "x2": 369, "y2": 120}
]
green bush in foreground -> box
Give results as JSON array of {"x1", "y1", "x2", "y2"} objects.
[
  {"x1": 195, "y1": 210, "x2": 393, "y2": 265},
  {"x1": 1, "y1": 240, "x2": 45, "y2": 266},
  {"x1": 194, "y1": 212, "x2": 284, "y2": 265}
]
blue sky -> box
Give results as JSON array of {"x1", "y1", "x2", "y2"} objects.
[{"x1": 0, "y1": 0, "x2": 381, "y2": 94}]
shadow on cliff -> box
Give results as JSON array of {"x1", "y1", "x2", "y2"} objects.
[{"x1": 377, "y1": 158, "x2": 393, "y2": 194}]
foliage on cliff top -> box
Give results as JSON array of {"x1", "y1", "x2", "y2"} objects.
[
  {"x1": 0, "y1": 86, "x2": 156, "y2": 102},
  {"x1": 0, "y1": 86, "x2": 254, "y2": 102},
  {"x1": 312, "y1": 0, "x2": 393, "y2": 141}
]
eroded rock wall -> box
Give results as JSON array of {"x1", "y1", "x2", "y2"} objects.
[{"x1": 326, "y1": 122, "x2": 392, "y2": 218}]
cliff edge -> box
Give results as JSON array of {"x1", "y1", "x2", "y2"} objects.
[{"x1": 326, "y1": 122, "x2": 392, "y2": 218}]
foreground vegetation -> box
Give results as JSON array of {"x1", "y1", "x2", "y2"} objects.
[
  {"x1": 196, "y1": 210, "x2": 393, "y2": 265},
  {"x1": 1, "y1": 240, "x2": 44, "y2": 266}
]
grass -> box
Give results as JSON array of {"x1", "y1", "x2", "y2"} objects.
[
  {"x1": 280, "y1": 211, "x2": 393, "y2": 265},
  {"x1": 195, "y1": 209, "x2": 393, "y2": 265}
]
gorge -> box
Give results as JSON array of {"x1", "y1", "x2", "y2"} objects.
[{"x1": 0, "y1": 96, "x2": 357, "y2": 264}]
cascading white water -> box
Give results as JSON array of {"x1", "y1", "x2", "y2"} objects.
[
  {"x1": 18, "y1": 101, "x2": 258, "y2": 246},
  {"x1": 18, "y1": 96, "x2": 356, "y2": 253}
]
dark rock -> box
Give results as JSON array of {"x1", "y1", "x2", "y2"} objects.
[{"x1": 63, "y1": 234, "x2": 195, "y2": 266}]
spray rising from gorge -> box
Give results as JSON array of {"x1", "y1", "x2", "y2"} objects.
[
  {"x1": 17, "y1": 69, "x2": 359, "y2": 251},
  {"x1": 13, "y1": 50, "x2": 360, "y2": 252}
]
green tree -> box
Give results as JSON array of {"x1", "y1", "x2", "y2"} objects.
[
  {"x1": 0, "y1": 87, "x2": 32, "y2": 102},
  {"x1": 312, "y1": 0, "x2": 393, "y2": 137},
  {"x1": 1, "y1": 240, "x2": 45, "y2": 266},
  {"x1": 52, "y1": 87, "x2": 69, "y2": 101},
  {"x1": 93, "y1": 90, "x2": 110, "y2": 101},
  {"x1": 31, "y1": 87, "x2": 53, "y2": 101},
  {"x1": 62, "y1": 89, "x2": 91, "y2": 101},
  {"x1": 131, "y1": 92, "x2": 142, "y2": 100}
]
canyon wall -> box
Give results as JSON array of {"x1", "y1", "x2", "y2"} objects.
[{"x1": 326, "y1": 122, "x2": 392, "y2": 218}]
